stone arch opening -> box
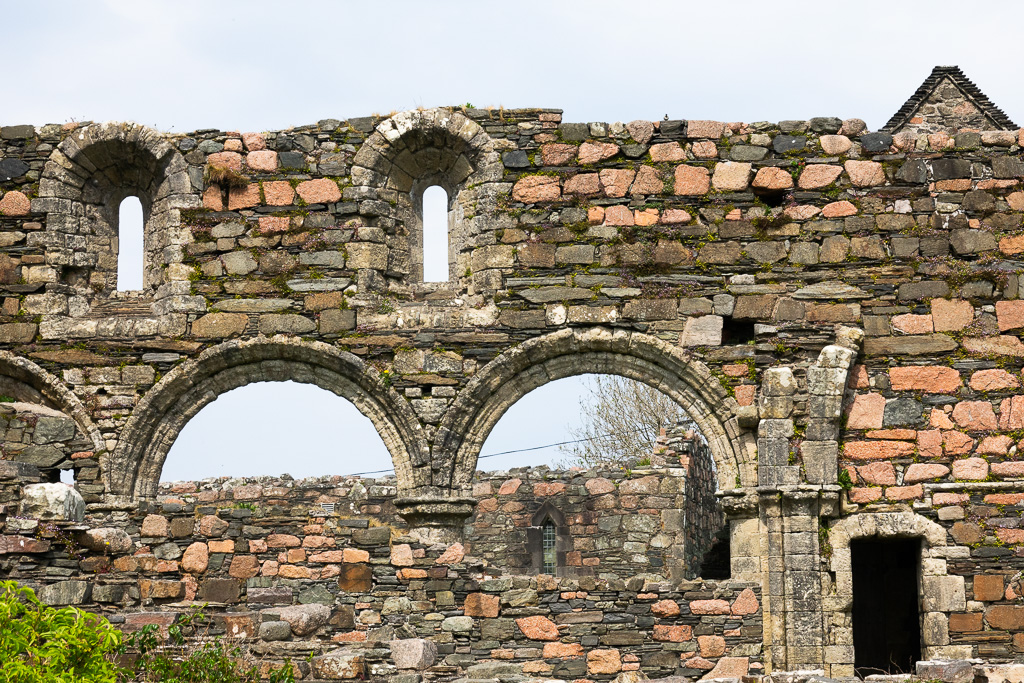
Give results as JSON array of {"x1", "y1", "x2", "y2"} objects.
[
  {"x1": 0, "y1": 351, "x2": 104, "y2": 490},
  {"x1": 420, "y1": 184, "x2": 450, "y2": 282},
  {"x1": 350, "y1": 108, "x2": 504, "y2": 289},
  {"x1": 106, "y1": 338, "x2": 428, "y2": 501},
  {"x1": 436, "y1": 327, "x2": 755, "y2": 495},
  {"x1": 117, "y1": 195, "x2": 144, "y2": 291},
  {"x1": 528, "y1": 501, "x2": 568, "y2": 576},
  {"x1": 162, "y1": 380, "x2": 395, "y2": 482},
  {"x1": 37, "y1": 122, "x2": 195, "y2": 298},
  {"x1": 826, "y1": 510, "x2": 958, "y2": 676}
]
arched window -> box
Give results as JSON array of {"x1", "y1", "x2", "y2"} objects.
[
  {"x1": 117, "y1": 196, "x2": 144, "y2": 291},
  {"x1": 421, "y1": 185, "x2": 449, "y2": 282},
  {"x1": 541, "y1": 518, "x2": 558, "y2": 574},
  {"x1": 528, "y1": 502, "x2": 567, "y2": 576}
]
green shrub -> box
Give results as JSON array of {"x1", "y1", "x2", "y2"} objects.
[
  {"x1": 0, "y1": 580, "x2": 123, "y2": 683},
  {"x1": 0, "y1": 582, "x2": 295, "y2": 683}
]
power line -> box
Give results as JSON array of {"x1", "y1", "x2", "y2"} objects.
[{"x1": 339, "y1": 430, "x2": 641, "y2": 478}]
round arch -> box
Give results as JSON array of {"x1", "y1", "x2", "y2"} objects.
[
  {"x1": 38, "y1": 121, "x2": 194, "y2": 295},
  {"x1": 434, "y1": 327, "x2": 756, "y2": 493},
  {"x1": 350, "y1": 108, "x2": 504, "y2": 285},
  {"x1": 107, "y1": 337, "x2": 428, "y2": 501},
  {"x1": 0, "y1": 351, "x2": 104, "y2": 452}
]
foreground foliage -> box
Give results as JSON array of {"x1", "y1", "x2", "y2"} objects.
[
  {"x1": 0, "y1": 580, "x2": 122, "y2": 683},
  {"x1": 0, "y1": 581, "x2": 295, "y2": 682}
]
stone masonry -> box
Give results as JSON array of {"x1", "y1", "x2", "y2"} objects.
[{"x1": 2, "y1": 66, "x2": 1024, "y2": 678}]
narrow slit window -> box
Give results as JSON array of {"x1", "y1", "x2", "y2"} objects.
[
  {"x1": 422, "y1": 185, "x2": 449, "y2": 282},
  {"x1": 117, "y1": 196, "x2": 144, "y2": 291},
  {"x1": 542, "y1": 519, "x2": 557, "y2": 574}
]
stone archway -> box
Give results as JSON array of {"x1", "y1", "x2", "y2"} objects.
[
  {"x1": 434, "y1": 326, "x2": 756, "y2": 494},
  {"x1": 0, "y1": 350, "x2": 103, "y2": 453},
  {"x1": 37, "y1": 122, "x2": 195, "y2": 296},
  {"x1": 106, "y1": 337, "x2": 427, "y2": 501},
  {"x1": 350, "y1": 108, "x2": 504, "y2": 285},
  {"x1": 825, "y1": 510, "x2": 965, "y2": 676}
]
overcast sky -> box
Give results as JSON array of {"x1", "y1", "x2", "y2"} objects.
[{"x1": 10, "y1": 0, "x2": 1021, "y2": 482}]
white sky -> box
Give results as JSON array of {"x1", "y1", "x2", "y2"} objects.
[{"x1": 13, "y1": 0, "x2": 1022, "y2": 482}]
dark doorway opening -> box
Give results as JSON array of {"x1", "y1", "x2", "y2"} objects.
[
  {"x1": 851, "y1": 537, "x2": 921, "y2": 677},
  {"x1": 697, "y1": 527, "x2": 731, "y2": 579}
]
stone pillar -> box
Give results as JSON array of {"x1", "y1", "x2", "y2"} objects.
[
  {"x1": 760, "y1": 486, "x2": 841, "y2": 672},
  {"x1": 780, "y1": 490, "x2": 824, "y2": 669},
  {"x1": 758, "y1": 368, "x2": 799, "y2": 487},
  {"x1": 394, "y1": 495, "x2": 476, "y2": 545},
  {"x1": 760, "y1": 490, "x2": 786, "y2": 672}
]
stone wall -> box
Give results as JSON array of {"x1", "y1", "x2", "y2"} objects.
[
  {"x1": 4, "y1": 92, "x2": 1024, "y2": 673},
  {"x1": 677, "y1": 433, "x2": 724, "y2": 580},
  {"x1": 0, "y1": 470, "x2": 761, "y2": 680},
  {"x1": 467, "y1": 463, "x2": 702, "y2": 582}
]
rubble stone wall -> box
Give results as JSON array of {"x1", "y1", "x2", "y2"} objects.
[
  {"x1": 0, "y1": 471, "x2": 761, "y2": 681},
  {"x1": 3, "y1": 103, "x2": 1024, "y2": 674}
]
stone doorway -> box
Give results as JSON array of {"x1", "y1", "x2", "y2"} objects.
[{"x1": 851, "y1": 537, "x2": 922, "y2": 676}]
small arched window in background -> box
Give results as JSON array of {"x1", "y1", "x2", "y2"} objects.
[
  {"x1": 117, "y1": 196, "x2": 144, "y2": 291},
  {"x1": 422, "y1": 185, "x2": 449, "y2": 282},
  {"x1": 542, "y1": 518, "x2": 557, "y2": 574}
]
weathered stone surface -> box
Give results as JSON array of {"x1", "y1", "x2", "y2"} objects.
[
  {"x1": 181, "y1": 542, "x2": 209, "y2": 573},
  {"x1": 752, "y1": 166, "x2": 793, "y2": 190},
  {"x1": 904, "y1": 463, "x2": 950, "y2": 484},
  {"x1": 587, "y1": 649, "x2": 622, "y2": 674},
  {"x1": 0, "y1": 190, "x2": 31, "y2": 216},
  {"x1": 513, "y1": 175, "x2": 560, "y2": 202},
  {"x1": 863, "y1": 334, "x2": 957, "y2": 356},
  {"x1": 275, "y1": 603, "x2": 330, "y2": 636},
  {"x1": 38, "y1": 580, "x2": 89, "y2": 606},
  {"x1": 844, "y1": 160, "x2": 885, "y2": 187},
  {"x1": 681, "y1": 315, "x2": 722, "y2": 346},
  {"x1": 846, "y1": 393, "x2": 885, "y2": 430},
  {"x1": 19, "y1": 483, "x2": 85, "y2": 521},
  {"x1": 712, "y1": 162, "x2": 751, "y2": 191},
  {"x1": 674, "y1": 165, "x2": 710, "y2": 195},
  {"x1": 516, "y1": 615, "x2": 560, "y2": 640},
  {"x1": 259, "y1": 620, "x2": 292, "y2": 641},
  {"x1": 81, "y1": 528, "x2": 132, "y2": 554},
  {"x1": 464, "y1": 592, "x2": 500, "y2": 618},
  {"x1": 701, "y1": 656, "x2": 748, "y2": 680},
  {"x1": 952, "y1": 401, "x2": 997, "y2": 430},
  {"x1": 889, "y1": 366, "x2": 960, "y2": 393},
  {"x1": 390, "y1": 638, "x2": 438, "y2": 670},
  {"x1": 311, "y1": 649, "x2": 364, "y2": 679},
  {"x1": 192, "y1": 312, "x2": 247, "y2": 338},
  {"x1": 799, "y1": 164, "x2": 843, "y2": 189}
]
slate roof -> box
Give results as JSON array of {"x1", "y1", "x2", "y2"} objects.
[{"x1": 882, "y1": 65, "x2": 1017, "y2": 132}]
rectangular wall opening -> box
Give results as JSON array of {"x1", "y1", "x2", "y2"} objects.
[{"x1": 851, "y1": 537, "x2": 921, "y2": 676}]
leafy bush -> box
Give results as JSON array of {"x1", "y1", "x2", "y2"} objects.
[
  {"x1": 0, "y1": 582, "x2": 294, "y2": 683},
  {"x1": 0, "y1": 580, "x2": 123, "y2": 683}
]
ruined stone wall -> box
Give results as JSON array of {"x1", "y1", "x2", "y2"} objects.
[
  {"x1": 467, "y1": 466, "x2": 696, "y2": 581},
  {"x1": 678, "y1": 434, "x2": 723, "y2": 580},
  {"x1": 0, "y1": 472, "x2": 761, "y2": 680},
  {"x1": 4, "y1": 104, "x2": 1024, "y2": 673}
]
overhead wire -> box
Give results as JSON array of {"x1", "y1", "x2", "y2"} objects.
[{"x1": 338, "y1": 429, "x2": 643, "y2": 477}]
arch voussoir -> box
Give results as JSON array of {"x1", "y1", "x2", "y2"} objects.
[
  {"x1": 108, "y1": 337, "x2": 426, "y2": 501},
  {"x1": 435, "y1": 327, "x2": 755, "y2": 494}
]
